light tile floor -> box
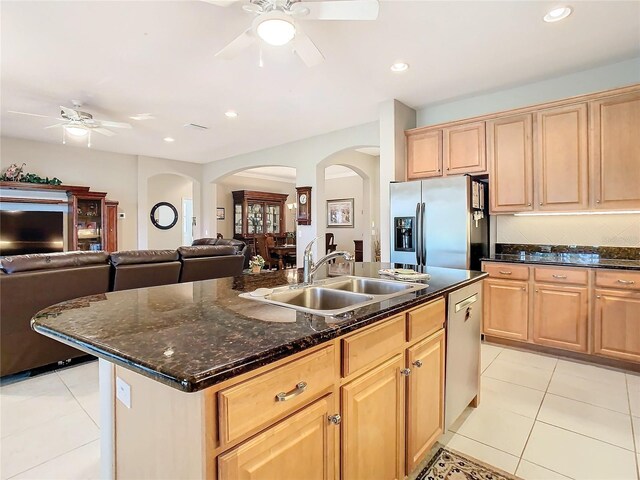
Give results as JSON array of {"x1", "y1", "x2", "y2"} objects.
[
  {"x1": 444, "y1": 343, "x2": 640, "y2": 480},
  {"x1": 0, "y1": 345, "x2": 639, "y2": 479}
]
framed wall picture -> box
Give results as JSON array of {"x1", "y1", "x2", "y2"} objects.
[
  {"x1": 326, "y1": 198, "x2": 354, "y2": 228},
  {"x1": 216, "y1": 207, "x2": 225, "y2": 220}
]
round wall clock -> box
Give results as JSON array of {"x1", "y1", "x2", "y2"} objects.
[{"x1": 299, "y1": 193, "x2": 307, "y2": 205}]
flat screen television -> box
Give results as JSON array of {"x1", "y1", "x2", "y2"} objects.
[{"x1": 0, "y1": 210, "x2": 64, "y2": 257}]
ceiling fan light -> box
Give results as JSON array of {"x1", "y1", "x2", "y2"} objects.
[
  {"x1": 65, "y1": 125, "x2": 88, "y2": 137},
  {"x1": 256, "y1": 18, "x2": 296, "y2": 46}
]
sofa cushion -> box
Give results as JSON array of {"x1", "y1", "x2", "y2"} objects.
[
  {"x1": 0, "y1": 251, "x2": 109, "y2": 274},
  {"x1": 214, "y1": 238, "x2": 246, "y2": 250},
  {"x1": 110, "y1": 249, "x2": 179, "y2": 266},
  {"x1": 192, "y1": 238, "x2": 218, "y2": 246},
  {"x1": 178, "y1": 245, "x2": 238, "y2": 259}
]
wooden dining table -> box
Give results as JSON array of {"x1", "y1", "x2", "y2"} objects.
[{"x1": 269, "y1": 244, "x2": 296, "y2": 270}]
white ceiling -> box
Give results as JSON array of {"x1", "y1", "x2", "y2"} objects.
[
  {"x1": 233, "y1": 163, "x2": 358, "y2": 182},
  {"x1": 2, "y1": 1, "x2": 639, "y2": 164}
]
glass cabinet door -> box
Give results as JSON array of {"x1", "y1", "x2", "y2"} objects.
[
  {"x1": 265, "y1": 204, "x2": 281, "y2": 234},
  {"x1": 247, "y1": 203, "x2": 264, "y2": 234},
  {"x1": 234, "y1": 203, "x2": 243, "y2": 235},
  {"x1": 76, "y1": 199, "x2": 103, "y2": 251}
]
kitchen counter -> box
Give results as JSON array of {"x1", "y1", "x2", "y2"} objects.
[
  {"x1": 483, "y1": 253, "x2": 640, "y2": 270},
  {"x1": 32, "y1": 262, "x2": 485, "y2": 392}
]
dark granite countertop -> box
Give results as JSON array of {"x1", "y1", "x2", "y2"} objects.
[
  {"x1": 31, "y1": 262, "x2": 485, "y2": 392},
  {"x1": 483, "y1": 253, "x2": 640, "y2": 270}
]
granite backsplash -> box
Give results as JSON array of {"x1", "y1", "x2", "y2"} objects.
[{"x1": 495, "y1": 244, "x2": 640, "y2": 260}]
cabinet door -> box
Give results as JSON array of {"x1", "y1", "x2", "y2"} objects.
[
  {"x1": 406, "y1": 330, "x2": 445, "y2": 473},
  {"x1": 590, "y1": 92, "x2": 640, "y2": 210},
  {"x1": 535, "y1": 104, "x2": 588, "y2": 211},
  {"x1": 407, "y1": 130, "x2": 442, "y2": 179},
  {"x1": 444, "y1": 121, "x2": 486, "y2": 175},
  {"x1": 487, "y1": 114, "x2": 533, "y2": 213},
  {"x1": 594, "y1": 289, "x2": 640, "y2": 363},
  {"x1": 218, "y1": 394, "x2": 337, "y2": 480},
  {"x1": 483, "y1": 279, "x2": 529, "y2": 340},
  {"x1": 105, "y1": 202, "x2": 118, "y2": 253},
  {"x1": 342, "y1": 354, "x2": 404, "y2": 480},
  {"x1": 533, "y1": 284, "x2": 588, "y2": 352}
]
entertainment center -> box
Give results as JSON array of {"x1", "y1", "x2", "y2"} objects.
[{"x1": 0, "y1": 181, "x2": 119, "y2": 255}]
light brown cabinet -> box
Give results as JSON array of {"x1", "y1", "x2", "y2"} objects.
[
  {"x1": 342, "y1": 354, "x2": 405, "y2": 480},
  {"x1": 406, "y1": 330, "x2": 445, "y2": 473},
  {"x1": 487, "y1": 114, "x2": 533, "y2": 213},
  {"x1": 483, "y1": 278, "x2": 529, "y2": 340},
  {"x1": 444, "y1": 122, "x2": 487, "y2": 175},
  {"x1": 594, "y1": 289, "x2": 640, "y2": 363},
  {"x1": 407, "y1": 130, "x2": 442, "y2": 179},
  {"x1": 590, "y1": 92, "x2": 640, "y2": 210},
  {"x1": 533, "y1": 283, "x2": 588, "y2": 352},
  {"x1": 105, "y1": 200, "x2": 118, "y2": 253},
  {"x1": 535, "y1": 104, "x2": 589, "y2": 211},
  {"x1": 218, "y1": 394, "x2": 337, "y2": 480}
]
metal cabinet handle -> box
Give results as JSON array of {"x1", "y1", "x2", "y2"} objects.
[
  {"x1": 328, "y1": 414, "x2": 341, "y2": 425},
  {"x1": 617, "y1": 279, "x2": 635, "y2": 285},
  {"x1": 596, "y1": 295, "x2": 602, "y2": 299},
  {"x1": 412, "y1": 360, "x2": 423, "y2": 368},
  {"x1": 596, "y1": 200, "x2": 600, "y2": 204},
  {"x1": 521, "y1": 287, "x2": 526, "y2": 291},
  {"x1": 275, "y1": 381, "x2": 307, "y2": 402},
  {"x1": 539, "y1": 202, "x2": 543, "y2": 206},
  {"x1": 499, "y1": 271, "x2": 512, "y2": 275},
  {"x1": 527, "y1": 203, "x2": 532, "y2": 206},
  {"x1": 552, "y1": 274, "x2": 567, "y2": 279},
  {"x1": 400, "y1": 368, "x2": 412, "y2": 376}
]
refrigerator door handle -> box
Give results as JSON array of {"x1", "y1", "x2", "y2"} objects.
[
  {"x1": 421, "y1": 202, "x2": 426, "y2": 266},
  {"x1": 415, "y1": 202, "x2": 422, "y2": 266}
]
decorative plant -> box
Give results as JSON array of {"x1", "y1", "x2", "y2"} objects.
[
  {"x1": 249, "y1": 255, "x2": 265, "y2": 269},
  {"x1": 0, "y1": 163, "x2": 62, "y2": 185}
]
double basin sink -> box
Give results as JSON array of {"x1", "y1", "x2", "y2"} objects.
[{"x1": 241, "y1": 276, "x2": 428, "y2": 316}]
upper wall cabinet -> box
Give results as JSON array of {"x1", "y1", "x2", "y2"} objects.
[
  {"x1": 444, "y1": 122, "x2": 487, "y2": 175},
  {"x1": 590, "y1": 92, "x2": 640, "y2": 210},
  {"x1": 487, "y1": 114, "x2": 533, "y2": 213},
  {"x1": 535, "y1": 104, "x2": 589, "y2": 211},
  {"x1": 407, "y1": 130, "x2": 442, "y2": 180}
]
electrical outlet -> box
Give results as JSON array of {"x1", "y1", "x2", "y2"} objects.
[
  {"x1": 117, "y1": 212, "x2": 126, "y2": 219},
  {"x1": 116, "y1": 376, "x2": 131, "y2": 408}
]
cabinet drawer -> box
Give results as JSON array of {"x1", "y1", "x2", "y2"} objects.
[
  {"x1": 595, "y1": 270, "x2": 640, "y2": 291},
  {"x1": 342, "y1": 315, "x2": 405, "y2": 377},
  {"x1": 534, "y1": 267, "x2": 588, "y2": 285},
  {"x1": 483, "y1": 262, "x2": 529, "y2": 280},
  {"x1": 218, "y1": 345, "x2": 335, "y2": 445},
  {"x1": 407, "y1": 298, "x2": 445, "y2": 342}
]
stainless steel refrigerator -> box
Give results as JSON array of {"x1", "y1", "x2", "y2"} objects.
[{"x1": 390, "y1": 176, "x2": 489, "y2": 270}]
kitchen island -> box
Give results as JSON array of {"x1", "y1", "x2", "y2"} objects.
[{"x1": 32, "y1": 262, "x2": 486, "y2": 480}]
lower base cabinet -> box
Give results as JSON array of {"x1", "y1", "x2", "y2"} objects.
[
  {"x1": 483, "y1": 278, "x2": 529, "y2": 340},
  {"x1": 594, "y1": 289, "x2": 640, "y2": 363},
  {"x1": 218, "y1": 394, "x2": 338, "y2": 480},
  {"x1": 533, "y1": 284, "x2": 588, "y2": 352},
  {"x1": 406, "y1": 330, "x2": 445, "y2": 473},
  {"x1": 341, "y1": 354, "x2": 405, "y2": 480}
]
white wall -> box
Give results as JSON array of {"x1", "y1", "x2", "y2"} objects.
[
  {"x1": 215, "y1": 175, "x2": 296, "y2": 239},
  {"x1": 1, "y1": 136, "x2": 139, "y2": 250},
  {"x1": 324, "y1": 173, "x2": 364, "y2": 253},
  {"x1": 147, "y1": 174, "x2": 193, "y2": 249}
]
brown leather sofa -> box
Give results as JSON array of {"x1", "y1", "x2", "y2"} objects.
[
  {"x1": 0, "y1": 252, "x2": 110, "y2": 377},
  {"x1": 111, "y1": 249, "x2": 181, "y2": 291},
  {"x1": 192, "y1": 237, "x2": 251, "y2": 268},
  {"x1": 177, "y1": 245, "x2": 245, "y2": 282}
]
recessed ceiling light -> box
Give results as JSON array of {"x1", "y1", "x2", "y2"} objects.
[
  {"x1": 225, "y1": 111, "x2": 238, "y2": 118},
  {"x1": 390, "y1": 62, "x2": 409, "y2": 73},
  {"x1": 544, "y1": 6, "x2": 572, "y2": 22},
  {"x1": 129, "y1": 113, "x2": 155, "y2": 121},
  {"x1": 163, "y1": 137, "x2": 175, "y2": 142}
]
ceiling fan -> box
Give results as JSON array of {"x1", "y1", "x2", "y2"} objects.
[
  {"x1": 205, "y1": 0, "x2": 380, "y2": 67},
  {"x1": 8, "y1": 103, "x2": 132, "y2": 147}
]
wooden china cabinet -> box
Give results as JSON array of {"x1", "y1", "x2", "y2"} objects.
[
  {"x1": 232, "y1": 190, "x2": 289, "y2": 244},
  {"x1": 69, "y1": 191, "x2": 117, "y2": 252}
]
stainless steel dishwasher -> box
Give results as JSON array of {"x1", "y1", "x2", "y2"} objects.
[{"x1": 444, "y1": 282, "x2": 482, "y2": 431}]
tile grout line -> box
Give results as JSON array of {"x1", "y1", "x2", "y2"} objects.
[
  {"x1": 534, "y1": 419, "x2": 636, "y2": 453},
  {"x1": 513, "y1": 358, "x2": 558, "y2": 475},
  {"x1": 625, "y1": 375, "x2": 640, "y2": 480},
  {"x1": 55, "y1": 370, "x2": 100, "y2": 430}
]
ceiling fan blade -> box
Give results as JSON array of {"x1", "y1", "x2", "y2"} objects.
[
  {"x1": 60, "y1": 106, "x2": 81, "y2": 120},
  {"x1": 44, "y1": 123, "x2": 64, "y2": 129},
  {"x1": 93, "y1": 127, "x2": 116, "y2": 137},
  {"x1": 215, "y1": 28, "x2": 256, "y2": 59},
  {"x1": 7, "y1": 110, "x2": 57, "y2": 119},
  {"x1": 296, "y1": 0, "x2": 379, "y2": 20},
  {"x1": 294, "y1": 29, "x2": 325, "y2": 67},
  {"x1": 200, "y1": 0, "x2": 241, "y2": 6},
  {"x1": 98, "y1": 120, "x2": 132, "y2": 129}
]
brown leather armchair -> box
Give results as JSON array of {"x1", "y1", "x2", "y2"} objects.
[{"x1": 0, "y1": 252, "x2": 110, "y2": 377}]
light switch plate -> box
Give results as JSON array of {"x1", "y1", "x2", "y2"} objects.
[{"x1": 116, "y1": 376, "x2": 131, "y2": 409}]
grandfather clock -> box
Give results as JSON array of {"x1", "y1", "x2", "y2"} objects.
[{"x1": 296, "y1": 186, "x2": 311, "y2": 225}]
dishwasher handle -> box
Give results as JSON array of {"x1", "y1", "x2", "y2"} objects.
[{"x1": 454, "y1": 294, "x2": 478, "y2": 313}]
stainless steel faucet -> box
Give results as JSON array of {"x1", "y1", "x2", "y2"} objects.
[{"x1": 303, "y1": 237, "x2": 354, "y2": 284}]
